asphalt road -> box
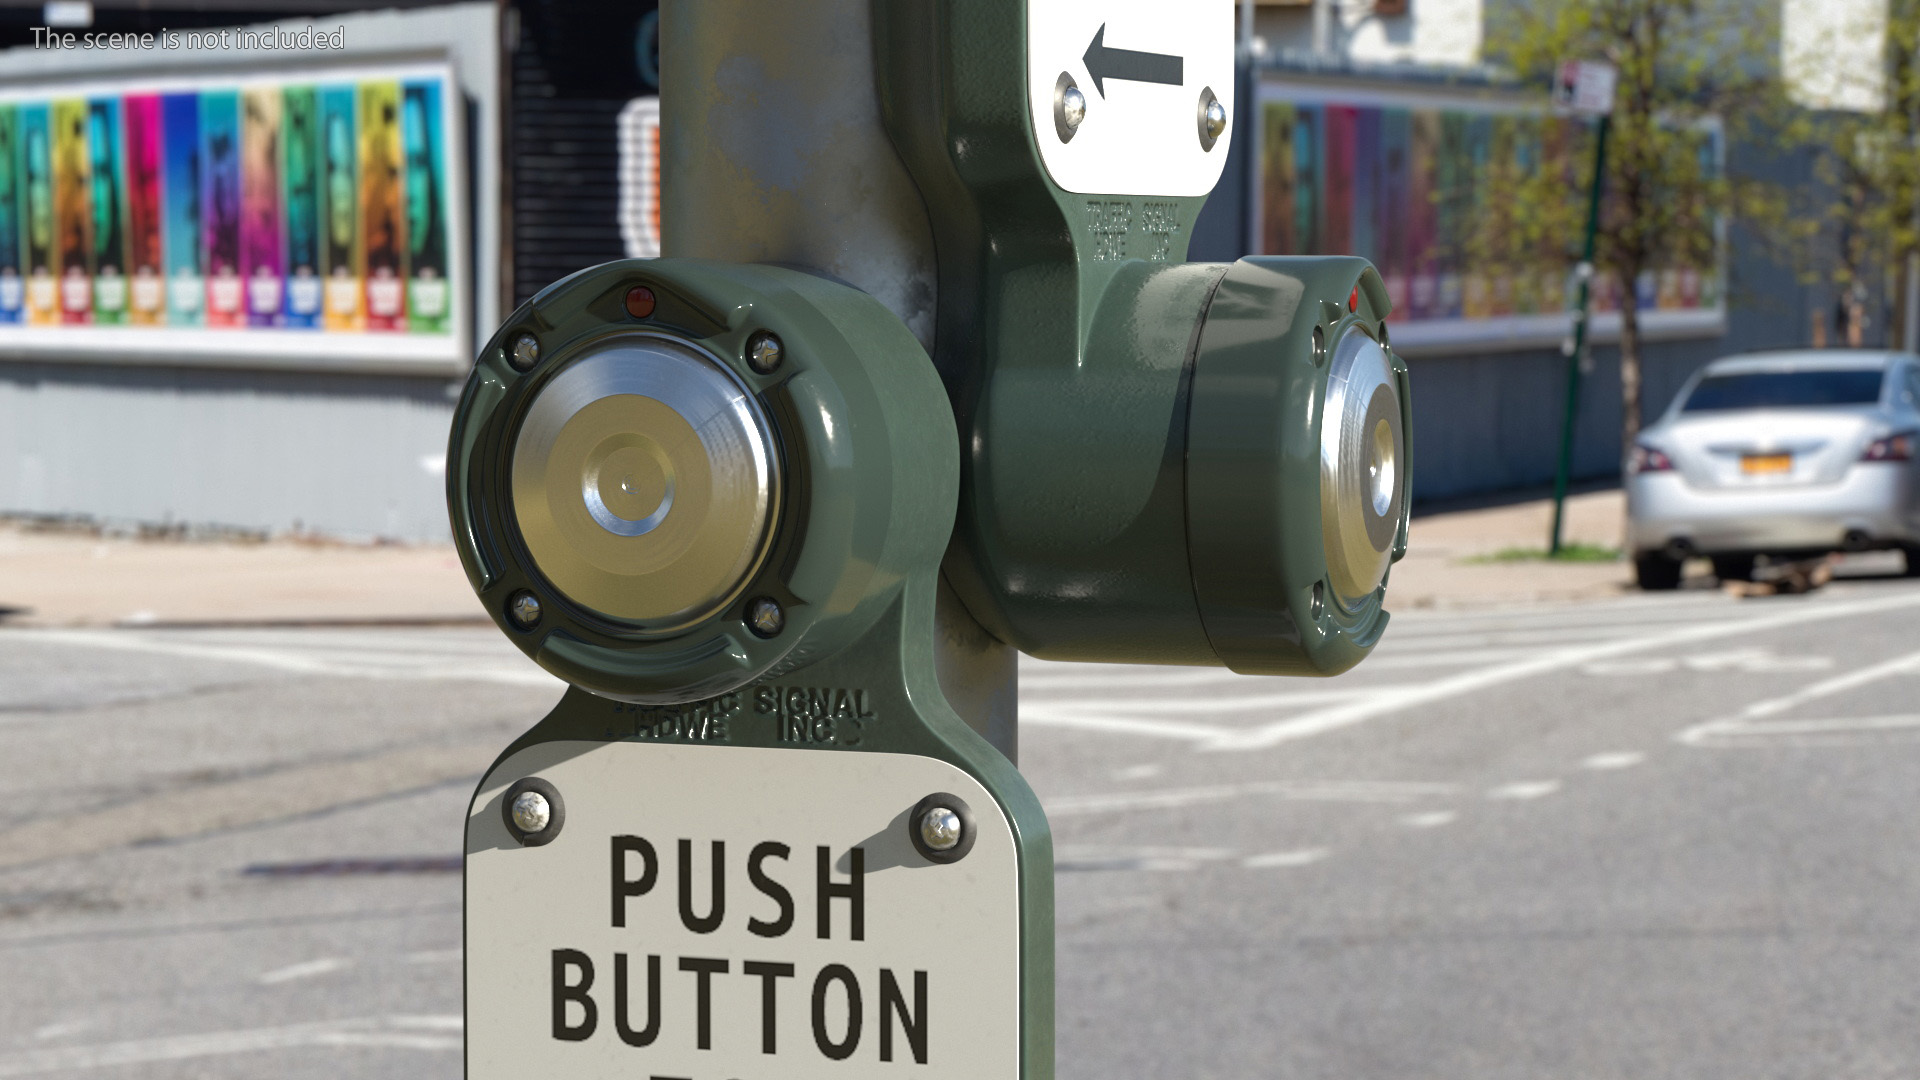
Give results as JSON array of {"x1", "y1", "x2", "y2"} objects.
[{"x1": 3, "y1": 573, "x2": 1920, "y2": 1079}]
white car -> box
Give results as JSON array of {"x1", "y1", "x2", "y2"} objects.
[{"x1": 1626, "y1": 350, "x2": 1920, "y2": 589}]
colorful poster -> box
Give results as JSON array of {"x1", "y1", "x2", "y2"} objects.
[
  {"x1": 1259, "y1": 103, "x2": 1298, "y2": 257},
  {"x1": 1351, "y1": 107, "x2": 1379, "y2": 271},
  {"x1": 161, "y1": 93, "x2": 202, "y2": 326},
  {"x1": 1406, "y1": 111, "x2": 1437, "y2": 319},
  {"x1": 51, "y1": 99, "x2": 91, "y2": 324},
  {"x1": 1293, "y1": 106, "x2": 1321, "y2": 257},
  {"x1": 21, "y1": 104, "x2": 54, "y2": 325},
  {"x1": 319, "y1": 85, "x2": 361, "y2": 331},
  {"x1": 88, "y1": 98, "x2": 127, "y2": 325},
  {"x1": 1322, "y1": 106, "x2": 1354, "y2": 256},
  {"x1": 0, "y1": 64, "x2": 460, "y2": 365},
  {"x1": 281, "y1": 86, "x2": 321, "y2": 328},
  {"x1": 1378, "y1": 108, "x2": 1410, "y2": 313},
  {"x1": 358, "y1": 81, "x2": 404, "y2": 331},
  {"x1": 1255, "y1": 82, "x2": 1722, "y2": 342},
  {"x1": 123, "y1": 95, "x2": 164, "y2": 325},
  {"x1": 402, "y1": 80, "x2": 449, "y2": 335},
  {"x1": 200, "y1": 91, "x2": 242, "y2": 328},
  {"x1": 240, "y1": 88, "x2": 283, "y2": 327},
  {"x1": 0, "y1": 107, "x2": 23, "y2": 324}
]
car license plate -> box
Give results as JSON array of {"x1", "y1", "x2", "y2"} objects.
[
  {"x1": 1741, "y1": 453, "x2": 1792, "y2": 475},
  {"x1": 466, "y1": 741, "x2": 1022, "y2": 1079}
]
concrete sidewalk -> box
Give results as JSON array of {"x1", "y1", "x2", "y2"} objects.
[
  {"x1": 1392, "y1": 486, "x2": 1632, "y2": 609},
  {"x1": 0, "y1": 489, "x2": 1641, "y2": 627},
  {"x1": 0, "y1": 523, "x2": 487, "y2": 628}
]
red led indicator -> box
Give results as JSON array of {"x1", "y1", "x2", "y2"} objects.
[
  {"x1": 1348, "y1": 286, "x2": 1358, "y2": 313},
  {"x1": 625, "y1": 285, "x2": 657, "y2": 319}
]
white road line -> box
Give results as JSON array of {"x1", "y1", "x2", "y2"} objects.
[
  {"x1": 1677, "y1": 648, "x2": 1920, "y2": 746},
  {"x1": 1399, "y1": 810, "x2": 1458, "y2": 828},
  {"x1": 5, "y1": 629, "x2": 560, "y2": 688},
  {"x1": 1016, "y1": 706, "x2": 1235, "y2": 742},
  {"x1": 1486, "y1": 780, "x2": 1562, "y2": 800},
  {"x1": 1044, "y1": 779, "x2": 1457, "y2": 817},
  {"x1": 1018, "y1": 668, "x2": 1247, "y2": 691},
  {"x1": 0, "y1": 1016, "x2": 462, "y2": 1076},
  {"x1": 258, "y1": 957, "x2": 349, "y2": 985},
  {"x1": 1687, "y1": 714, "x2": 1920, "y2": 740},
  {"x1": 1581, "y1": 751, "x2": 1647, "y2": 770},
  {"x1": 1241, "y1": 848, "x2": 1329, "y2": 869},
  {"x1": 1055, "y1": 845, "x2": 1237, "y2": 872},
  {"x1": 1024, "y1": 688, "x2": 1375, "y2": 711},
  {"x1": 1112, "y1": 764, "x2": 1163, "y2": 781},
  {"x1": 1582, "y1": 649, "x2": 1833, "y2": 677},
  {"x1": 1207, "y1": 591, "x2": 1920, "y2": 751}
]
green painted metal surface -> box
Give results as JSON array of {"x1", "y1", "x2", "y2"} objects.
[{"x1": 875, "y1": 0, "x2": 1408, "y2": 672}]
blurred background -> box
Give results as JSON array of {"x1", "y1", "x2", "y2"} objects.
[{"x1": 3, "y1": 0, "x2": 1920, "y2": 1078}]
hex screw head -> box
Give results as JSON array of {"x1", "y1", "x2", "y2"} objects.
[
  {"x1": 511, "y1": 790, "x2": 551, "y2": 834},
  {"x1": 746, "y1": 331, "x2": 784, "y2": 375},
  {"x1": 508, "y1": 590, "x2": 542, "y2": 629},
  {"x1": 746, "y1": 596, "x2": 784, "y2": 638},
  {"x1": 919, "y1": 806, "x2": 963, "y2": 852},
  {"x1": 624, "y1": 285, "x2": 656, "y2": 319},
  {"x1": 510, "y1": 332, "x2": 541, "y2": 371}
]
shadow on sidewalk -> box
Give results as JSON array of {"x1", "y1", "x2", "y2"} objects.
[{"x1": 1411, "y1": 477, "x2": 1622, "y2": 520}]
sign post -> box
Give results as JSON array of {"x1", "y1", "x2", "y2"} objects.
[
  {"x1": 453, "y1": 2, "x2": 1413, "y2": 1076},
  {"x1": 1548, "y1": 59, "x2": 1616, "y2": 556}
]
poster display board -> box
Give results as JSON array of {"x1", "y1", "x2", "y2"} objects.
[
  {"x1": 0, "y1": 60, "x2": 466, "y2": 370},
  {"x1": 1254, "y1": 80, "x2": 1724, "y2": 354}
]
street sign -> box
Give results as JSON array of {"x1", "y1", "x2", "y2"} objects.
[
  {"x1": 468, "y1": 741, "x2": 1022, "y2": 1078},
  {"x1": 1027, "y1": 0, "x2": 1235, "y2": 196},
  {"x1": 1553, "y1": 59, "x2": 1618, "y2": 116}
]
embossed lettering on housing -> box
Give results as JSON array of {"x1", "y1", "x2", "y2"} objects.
[
  {"x1": 754, "y1": 686, "x2": 877, "y2": 746},
  {"x1": 1087, "y1": 200, "x2": 1132, "y2": 260},
  {"x1": 1140, "y1": 201, "x2": 1180, "y2": 261},
  {"x1": 606, "y1": 693, "x2": 741, "y2": 743}
]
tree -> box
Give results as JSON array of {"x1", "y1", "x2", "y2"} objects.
[
  {"x1": 1483, "y1": 0, "x2": 1800, "y2": 465},
  {"x1": 1800, "y1": 0, "x2": 1920, "y2": 348}
]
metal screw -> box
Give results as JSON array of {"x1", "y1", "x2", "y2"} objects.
[
  {"x1": 1053, "y1": 72, "x2": 1085, "y2": 143},
  {"x1": 508, "y1": 590, "x2": 542, "y2": 629},
  {"x1": 746, "y1": 596, "x2": 784, "y2": 638},
  {"x1": 510, "y1": 332, "x2": 541, "y2": 371},
  {"x1": 919, "y1": 806, "x2": 962, "y2": 852},
  {"x1": 511, "y1": 790, "x2": 551, "y2": 834},
  {"x1": 746, "y1": 331, "x2": 784, "y2": 374},
  {"x1": 1197, "y1": 86, "x2": 1226, "y2": 151}
]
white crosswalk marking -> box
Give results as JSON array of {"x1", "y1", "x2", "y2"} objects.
[
  {"x1": 1022, "y1": 587, "x2": 1920, "y2": 753},
  {"x1": 4, "y1": 627, "x2": 560, "y2": 688}
]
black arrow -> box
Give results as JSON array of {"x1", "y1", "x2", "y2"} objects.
[{"x1": 1082, "y1": 24, "x2": 1184, "y2": 99}]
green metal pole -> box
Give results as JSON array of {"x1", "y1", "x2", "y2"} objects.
[{"x1": 1549, "y1": 113, "x2": 1610, "y2": 557}]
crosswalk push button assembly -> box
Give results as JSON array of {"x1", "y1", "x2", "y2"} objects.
[{"x1": 448, "y1": 260, "x2": 959, "y2": 705}]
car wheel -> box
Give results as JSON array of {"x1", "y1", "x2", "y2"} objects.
[
  {"x1": 1711, "y1": 554, "x2": 1756, "y2": 582},
  {"x1": 1634, "y1": 551, "x2": 1684, "y2": 590}
]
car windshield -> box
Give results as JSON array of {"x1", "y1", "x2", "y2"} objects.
[{"x1": 1681, "y1": 369, "x2": 1886, "y2": 412}]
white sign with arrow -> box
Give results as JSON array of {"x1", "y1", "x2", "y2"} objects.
[{"x1": 1028, "y1": 0, "x2": 1236, "y2": 197}]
